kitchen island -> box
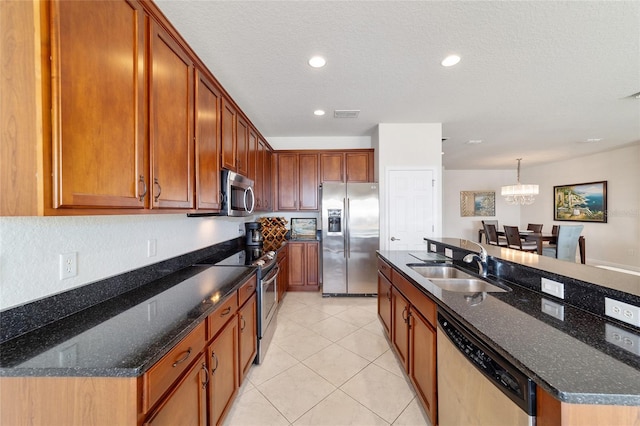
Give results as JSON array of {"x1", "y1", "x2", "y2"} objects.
[{"x1": 378, "y1": 238, "x2": 640, "y2": 425}]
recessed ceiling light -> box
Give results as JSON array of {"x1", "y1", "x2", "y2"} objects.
[
  {"x1": 586, "y1": 138, "x2": 602, "y2": 142},
  {"x1": 441, "y1": 55, "x2": 461, "y2": 67},
  {"x1": 313, "y1": 110, "x2": 325, "y2": 116},
  {"x1": 308, "y1": 56, "x2": 326, "y2": 68},
  {"x1": 467, "y1": 139, "x2": 483, "y2": 144}
]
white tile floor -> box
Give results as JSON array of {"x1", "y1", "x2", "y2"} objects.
[{"x1": 223, "y1": 291, "x2": 432, "y2": 426}]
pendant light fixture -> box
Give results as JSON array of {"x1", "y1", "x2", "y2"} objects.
[{"x1": 501, "y1": 158, "x2": 539, "y2": 205}]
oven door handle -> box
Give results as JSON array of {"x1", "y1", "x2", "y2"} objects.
[{"x1": 262, "y1": 265, "x2": 279, "y2": 285}]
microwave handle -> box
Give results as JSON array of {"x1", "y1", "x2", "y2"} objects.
[{"x1": 244, "y1": 186, "x2": 255, "y2": 214}]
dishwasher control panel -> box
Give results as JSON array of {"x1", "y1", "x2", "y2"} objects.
[{"x1": 438, "y1": 311, "x2": 536, "y2": 416}]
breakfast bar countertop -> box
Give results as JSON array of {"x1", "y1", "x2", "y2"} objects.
[
  {"x1": 0, "y1": 265, "x2": 255, "y2": 378},
  {"x1": 377, "y1": 245, "x2": 640, "y2": 406}
]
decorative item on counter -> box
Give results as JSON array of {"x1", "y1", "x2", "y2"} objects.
[
  {"x1": 290, "y1": 218, "x2": 317, "y2": 240},
  {"x1": 257, "y1": 217, "x2": 288, "y2": 251}
]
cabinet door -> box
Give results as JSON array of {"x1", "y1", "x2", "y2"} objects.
[
  {"x1": 277, "y1": 246, "x2": 289, "y2": 301},
  {"x1": 377, "y1": 271, "x2": 392, "y2": 338},
  {"x1": 392, "y1": 289, "x2": 410, "y2": 371},
  {"x1": 195, "y1": 70, "x2": 222, "y2": 211},
  {"x1": 298, "y1": 153, "x2": 319, "y2": 210},
  {"x1": 276, "y1": 153, "x2": 298, "y2": 210},
  {"x1": 409, "y1": 309, "x2": 437, "y2": 424},
  {"x1": 255, "y1": 140, "x2": 266, "y2": 210},
  {"x1": 221, "y1": 99, "x2": 237, "y2": 171},
  {"x1": 51, "y1": 0, "x2": 146, "y2": 209},
  {"x1": 144, "y1": 355, "x2": 207, "y2": 426},
  {"x1": 208, "y1": 317, "x2": 238, "y2": 426},
  {"x1": 264, "y1": 148, "x2": 273, "y2": 211},
  {"x1": 236, "y1": 116, "x2": 249, "y2": 176},
  {"x1": 248, "y1": 128, "x2": 259, "y2": 203},
  {"x1": 320, "y1": 153, "x2": 344, "y2": 183},
  {"x1": 345, "y1": 152, "x2": 373, "y2": 182},
  {"x1": 305, "y1": 241, "x2": 319, "y2": 288},
  {"x1": 287, "y1": 242, "x2": 305, "y2": 288},
  {"x1": 150, "y1": 21, "x2": 194, "y2": 209},
  {"x1": 238, "y1": 293, "x2": 257, "y2": 384}
]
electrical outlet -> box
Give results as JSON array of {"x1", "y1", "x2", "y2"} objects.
[
  {"x1": 445, "y1": 248, "x2": 453, "y2": 258},
  {"x1": 58, "y1": 343, "x2": 78, "y2": 367},
  {"x1": 430, "y1": 243, "x2": 437, "y2": 252},
  {"x1": 605, "y1": 297, "x2": 640, "y2": 327},
  {"x1": 147, "y1": 239, "x2": 157, "y2": 257},
  {"x1": 59, "y1": 252, "x2": 77, "y2": 280},
  {"x1": 605, "y1": 324, "x2": 640, "y2": 356},
  {"x1": 541, "y1": 278, "x2": 565, "y2": 299}
]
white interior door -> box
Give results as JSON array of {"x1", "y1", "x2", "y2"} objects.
[{"x1": 387, "y1": 169, "x2": 435, "y2": 250}]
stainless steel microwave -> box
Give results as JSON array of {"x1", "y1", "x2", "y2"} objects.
[{"x1": 221, "y1": 170, "x2": 255, "y2": 217}]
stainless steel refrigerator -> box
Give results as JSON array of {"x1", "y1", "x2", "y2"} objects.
[{"x1": 321, "y1": 182, "x2": 379, "y2": 295}]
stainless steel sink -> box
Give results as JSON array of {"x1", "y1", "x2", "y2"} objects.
[
  {"x1": 408, "y1": 265, "x2": 509, "y2": 293},
  {"x1": 409, "y1": 265, "x2": 476, "y2": 280}
]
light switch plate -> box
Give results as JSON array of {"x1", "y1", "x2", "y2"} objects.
[{"x1": 541, "y1": 278, "x2": 565, "y2": 299}]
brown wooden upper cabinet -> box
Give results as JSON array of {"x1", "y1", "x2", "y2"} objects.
[
  {"x1": 236, "y1": 116, "x2": 250, "y2": 176},
  {"x1": 149, "y1": 21, "x2": 195, "y2": 209},
  {"x1": 254, "y1": 139, "x2": 273, "y2": 212},
  {"x1": 221, "y1": 99, "x2": 237, "y2": 172},
  {"x1": 276, "y1": 152, "x2": 319, "y2": 211},
  {"x1": 195, "y1": 70, "x2": 223, "y2": 211},
  {"x1": 320, "y1": 150, "x2": 374, "y2": 183},
  {"x1": 48, "y1": 0, "x2": 147, "y2": 210}
]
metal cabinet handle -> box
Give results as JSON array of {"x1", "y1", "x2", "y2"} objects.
[
  {"x1": 220, "y1": 306, "x2": 231, "y2": 317},
  {"x1": 391, "y1": 237, "x2": 400, "y2": 241},
  {"x1": 200, "y1": 362, "x2": 209, "y2": 389},
  {"x1": 172, "y1": 347, "x2": 192, "y2": 367},
  {"x1": 211, "y1": 352, "x2": 219, "y2": 374},
  {"x1": 153, "y1": 178, "x2": 162, "y2": 202},
  {"x1": 138, "y1": 175, "x2": 147, "y2": 201},
  {"x1": 402, "y1": 307, "x2": 408, "y2": 323},
  {"x1": 240, "y1": 315, "x2": 246, "y2": 331}
]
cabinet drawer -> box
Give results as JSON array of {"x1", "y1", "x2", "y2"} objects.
[
  {"x1": 391, "y1": 269, "x2": 436, "y2": 327},
  {"x1": 238, "y1": 275, "x2": 257, "y2": 307},
  {"x1": 378, "y1": 257, "x2": 392, "y2": 281},
  {"x1": 207, "y1": 294, "x2": 238, "y2": 340},
  {"x1": 143, "y1": 321, "x2": 206, "y2": 413}
]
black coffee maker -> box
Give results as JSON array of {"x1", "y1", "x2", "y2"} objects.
[{"x1": 245, "y1": 222, "x2": 263, "y2": 247}]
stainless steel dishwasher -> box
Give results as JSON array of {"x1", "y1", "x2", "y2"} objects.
[{"x1": 437, "y1": 311, "x2": 536, "y2": 426}]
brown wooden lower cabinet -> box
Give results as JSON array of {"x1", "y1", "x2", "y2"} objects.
[
  {"x1": 408, "y1": 308, "x2": 437, "y2": 424},
  {"x1": 238, "y1": 293, "x2": 257, "y2": 384},
  {"x1": 143, "y1": 355, "x2": 208, "y2": 426},
  {"x1": 207, "y1": 315, "x2": 239, "y2": 426},
  {"x1": 377, "y1": 270, "x2": 392, "y2": 338},
  {"x1": 277, "y1": 244, "x2": 289, "y2": 302},
  {"x1": 287, "y1": 241, "x2": 319, "y2": 291},
  {"x1": 391, "y1": 288, "x2": 410, "y2": 371}
]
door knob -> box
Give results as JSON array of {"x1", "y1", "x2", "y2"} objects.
[{"x1": 391, "y1": 237, "x2": 400, "y2": 241}]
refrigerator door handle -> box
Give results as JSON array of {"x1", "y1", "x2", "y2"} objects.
[{"x1": 345, "y1": 198, "x2": 350, "y2": 258}]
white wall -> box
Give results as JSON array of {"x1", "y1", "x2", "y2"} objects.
[
  {"x1": 521, "y1": 144, "x2": 640, "y2": 270},
  {"x1": 443, "y1": 169, "x2": 521, "y2": 241},
  {"x1": 266, "y1": 136, "x2": 371, "y2": 150},
  {"x1": 376, "y1": 123, "x2": 443, "y2": 250},
  {"x1": 0, "y1": 215, "x2": 244, "y2": 310}
]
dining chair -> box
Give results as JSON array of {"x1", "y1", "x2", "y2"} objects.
[
  {"x1": 481, "y1": 220, "x2": 498, "y2": 244},
  {"x1": 527, "y1": 223, "x2": 543, "y2": 233},
  {"x1": 485, "y1": 224, "x2": 507, "y2": 246},
  {"x1": 551, "y1": 225, "x2": 559, "y2": 235},
  {"x1": 503, "y1": 226, "x2": 538, "y2": 252},
  {"x1": 542, "y1": 225, "x2": 584, "y2": 262}
]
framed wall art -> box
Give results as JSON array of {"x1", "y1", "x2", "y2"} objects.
[
  {"x1": 460, "y1": 191, "x2": 495, "y2": 217},
  {"x1": 553, "y1": 181, "x2": 607, "y2": 223}
]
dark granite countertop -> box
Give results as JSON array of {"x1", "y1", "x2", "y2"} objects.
[
  {"x1": 0, "y1": 265, "x2": 255, "y2": 378},
  {"x1": 378, "y1": 246, "x2": 640, "y2": 406}
]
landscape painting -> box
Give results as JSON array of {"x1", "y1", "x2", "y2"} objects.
[
  {"x1": 460, "y1": 191, "x2": 495, "y2": 217},
  {"x1": 554, "y1": 181, "x2": 607, "y2": 223}
]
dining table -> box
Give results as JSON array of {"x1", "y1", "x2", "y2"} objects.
[{"x1": 477, "y1": 228, "x2": 586, "y2": 264}]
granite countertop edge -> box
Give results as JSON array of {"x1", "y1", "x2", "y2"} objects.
[{"x1": 377, "y1": 249, "x2": 640, "y2": 407}]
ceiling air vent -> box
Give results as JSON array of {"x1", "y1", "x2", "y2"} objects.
[{"x1": 334, "y1": 110, "x2": 360, "y2": 118}]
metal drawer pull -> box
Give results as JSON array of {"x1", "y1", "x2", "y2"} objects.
[
  {"x1": 211, "y1": 352, "x2": 219, "y2": 374},
  {"x1": 240, "y1": 316, "x2": 246, "y2": 331},
  {"x1": 172, "y1": 347, "x2": 192, "y2": 367},
  {"x1": 201, "y1": 363, "x2": 209, "y2": 389},
  {"x1": 220, "y1": 306, "x2": 232, "y2": 316}
]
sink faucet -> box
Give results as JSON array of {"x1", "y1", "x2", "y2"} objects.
[{"x1": 462, "y1": 240, "x2": 488, "y2": 277}]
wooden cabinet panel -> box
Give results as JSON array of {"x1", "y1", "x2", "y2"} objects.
[
  {"x1": 143, "y1": 322, "x2": 206, "y2": 413},
  {"x1": 207, "y1": 294, "x2": 238, "y2": 341},
  {"x1": 236, "y1": 116, "x2": 249, "y2": 176},
  {"x1": 409, "y1": 309, "x2": 437, "y2": 424},
  {"x1": 298, "y1": 153, "x2": 319, "y2": 210},
  {"x1": 248, "y1": 128, "x2": 258, "y2": 183},
  {"x1": 238, "y1": 293, "x2": 257, "y2": 383},
  {"x1": 377, "y1": 271, "x2": 392, "y2": 338},
  {"x1": 149, "y1": 21, "x2": 194, "y2": 209},
  {"x1": 143, "y1": 355, "x2": 207, "y2": 426},
  {"x1": 221, "y1": 99, "x2": 237, "y2": 171},
  {"x1": 207, "y1": 315, "x2": 239, "y2": 426},
  {"x1": 277, "y1": 245, "x2": 289, "y2": 302},
  {"x1": 195, "y1": 70, "x2": 222, "y2": 211},
  {"x1": 377, "y1": 257, "x2": 392, "y2": 281},
  {"x1": 264, "y1": 148, "x2": 273, "y2": 210},
  {"x1": 287, "y1": 241, "x2": 319, "y2": 291},
  {"x1": 345, "y1": 151, "x2": 373, "y2": 182},
  {"x1": 237, "y1": 275, "x2": 257, "y2": 307},
  {"x1": 276, "y1": 153, "x2": 298, "y2": 210},
  {"x1": 392, "y1": 289, "x2": 410, "y2": 371},
  {"x1": 320, "y1": 153, "x2": 344, "y2": 182},
  {"x1": 51, "y1": 0, "x2": 146, "y2": 209}
]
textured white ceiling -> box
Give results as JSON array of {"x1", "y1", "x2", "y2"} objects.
[{"x1": 155, "y1": 0, "x2": 640, "y2": 169}]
